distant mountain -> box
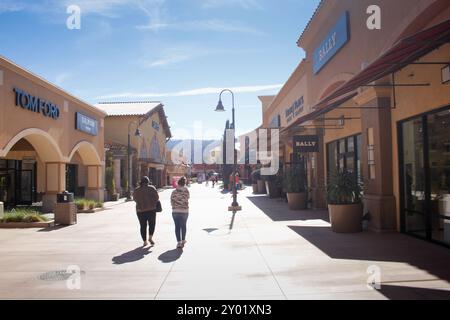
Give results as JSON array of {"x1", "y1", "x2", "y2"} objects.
[{"x1": 167, "y1": 139, "x2": 221, "y2": 163}]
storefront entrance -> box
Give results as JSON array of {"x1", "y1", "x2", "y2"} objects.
[
  {"x1": 399, "y1": 106, "x2": 450, "y2": 247},
  {"x1": 0, "y1": 159, "x2": 36, "y2": 208}
]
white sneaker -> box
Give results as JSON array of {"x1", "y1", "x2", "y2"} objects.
[{"x1": 143, "y1": 241, "x2": 149, "y2": 247}]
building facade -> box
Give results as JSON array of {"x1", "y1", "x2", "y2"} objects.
[
  {"x1": 96, "y1": 102, "x2": 172, "y2": 192},
  {"x1": 0, "y1": 56, "x2": 106, "y2": 212},
  {"x1": 259, "y1": 0, "x2": 450, "y2": 247}
]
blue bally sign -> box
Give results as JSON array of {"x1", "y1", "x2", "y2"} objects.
[
  {"x1": 313, "y1": 12, "x2": 350, "y2": 74},
  {"x1": 13, "y1": 87, "x2": 60, "y2": 120},
  {"x1": 76, "y1": 112, "x2": 98, "y2": 136}
]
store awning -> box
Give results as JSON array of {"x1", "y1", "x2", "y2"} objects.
[{"x1": 283, "y1": 18, "x2": 450, "y2": 132}]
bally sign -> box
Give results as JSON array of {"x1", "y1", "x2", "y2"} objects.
[
  {"x1": 313, "y1": 12, "x2": 350, "y2": 74},
  {"x1": 294, "y1": 135, "x2": 320, "y2": 153}
]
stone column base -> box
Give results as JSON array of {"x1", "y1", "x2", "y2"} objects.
[
  {"x1": 85, "y1": 189, "x2": 104, "y2": 202},
  {"x1": 42, "y1": 194, "x2": 57, "y2": 213},
  {"x1": 363, "y1": 194, "x2": 397, "y2": 233}
]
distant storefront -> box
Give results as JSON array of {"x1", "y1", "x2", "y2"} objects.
[
  {"x1": 96, "y1": 102, "x2": 172, "y2": 194},
  {"x1": 0, "y1": 56, "x2": 106, "y2": 212},
  {"x1": 260, "y1": 0, "x2": 450, "y2": 247}
]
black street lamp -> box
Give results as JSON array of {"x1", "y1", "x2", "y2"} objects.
[
  {"x1": 215, "y1": 89, "x2": 241, "y2": 218},
  {"x1": 126, "y1": 120, "x2": 142, "y2": 201}
]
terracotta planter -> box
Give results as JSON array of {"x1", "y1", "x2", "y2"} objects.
[
  {"x1": 252, "y1": 184, "x2": 258, "y2": 194},
  {"x1": 257, "y1": 180, "x2": 266, "y2": 194},
  {"x1": 265, "y1": 181, "x2": 281, "y2": 198},
  {"x1": 328, "y1": 203, "x2": 363, "y2": 233},
  {"x1": 287, "y1": 193, "x2": 307, "y2": 210}
]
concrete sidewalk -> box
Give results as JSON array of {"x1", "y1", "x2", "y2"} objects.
[{"x1": 0, "y1": 184, "x2": 449, "y2": 300}]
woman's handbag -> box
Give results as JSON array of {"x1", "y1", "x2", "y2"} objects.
[{"x1": 156, "y1": 200, "x2": 163, "y2": 213}]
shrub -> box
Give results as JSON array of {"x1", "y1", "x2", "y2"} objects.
[
  {"x1": 75, "y1": 198, "x2": 86, "y2": 211},
  {"x1": 95, "y1": 201, "x2": 104, "y2": 209},
  {"x1": 327, "y1": 171, "x2": 362, "y2": 205},
  {"x1": 87, "y1": 200, "x2": 96, "y2": 210},
  {"x1": 283, "y1": 165, "x2": 307, "y2": 194}
]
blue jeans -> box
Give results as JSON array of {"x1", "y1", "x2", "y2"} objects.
[{"x1": 172, "y1": 213, "x2": 189, "y2": 242}]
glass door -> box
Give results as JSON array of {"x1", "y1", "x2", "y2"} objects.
[
  {"x1": 400, "y1": 106, "x2": 450, "y2": 246},
  {"x1": 400, "y1": 117, "x2": 428, "y2": 238},
  {"x1": 18, "y1": 170, "x2": 33, "y2": 205}
]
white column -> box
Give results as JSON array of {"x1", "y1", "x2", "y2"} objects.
[{"x1": 113, "y1": 158, "x2": 121, "y2": 194}]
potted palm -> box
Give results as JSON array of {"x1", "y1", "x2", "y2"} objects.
[
  {"x1": 284, "y1": 165, "x2": 307, "y2": 210},
  {"x1": 255, "y1": 169, "x2": 266, "y2": 194},
  {"x1": 327, "y1": 171, "x2": 363, "y2": 233},
  {"x1": 263, "y1": 173, "x2": 281, "y2": 198},
  {"x1": 251, "y1": 169, "x2": 260, "y2": 194}
]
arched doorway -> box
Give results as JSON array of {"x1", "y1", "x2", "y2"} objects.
[
  {"x1": 0, "y1": 129, "x2": 64, "y2": 211},
  {"x1": 68, "y1": 141, "x2": 104, "y2": 202}
]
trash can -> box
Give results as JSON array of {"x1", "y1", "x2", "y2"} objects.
[
  {"x1": 0, "y1": 202, "x2": 4, "y2": 220},
  {"x1": 54, "y1": 191, "x2": 77, "y2": 225}
]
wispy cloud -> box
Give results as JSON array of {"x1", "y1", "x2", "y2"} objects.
[
  {"x1": 54, "y1": 72, "x2": 72, "y2": 86},
  {"x1": 137, "y1": 18, "x2": 264, "y2": 36},
  {"x1": 96, "y1": 84, "x2": 283, "y2": 100},
  {"x1": 139, "y1": 45, "x2": 206, "y2": 68},
  {"x1": 0, "y1": 1, "x2": 27, "y2": 13},
  {"x1": 201, "y1": 0, "x2": 263, "y2": 10}
]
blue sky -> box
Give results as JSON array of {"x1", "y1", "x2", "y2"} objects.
[{"x1": 0, "y1": 0, "x2": 320, "y2": 139}]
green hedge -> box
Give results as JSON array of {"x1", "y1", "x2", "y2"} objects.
[
  {"x1": 1, "y1": 209, "x2": 48, "y2": 223},
  {"x1": 75, "y1": 199, "x2": 104, "y2": 211}
]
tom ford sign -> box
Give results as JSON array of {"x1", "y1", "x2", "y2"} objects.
[
  {"x1": 13, "y1": 88, "x2": 60, "y2": 120},
  {"x1": 313, "y1": 12, "x2": 350, "y2": 74}
]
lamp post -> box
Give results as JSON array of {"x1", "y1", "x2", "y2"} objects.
[
  {"x1": 126, "y1": 120, "x2": 142, "y2": 201},
  {"x1": 215, "y1": 89, "x2": 241, "y2": 217}
]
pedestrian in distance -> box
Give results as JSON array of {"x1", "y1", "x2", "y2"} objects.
[
  {"x1": 171, "y1": 176, "x2": 190, "y2": 249},
  {"x1": 133, "y1": 176, "x2": 159, "y2": 247}
]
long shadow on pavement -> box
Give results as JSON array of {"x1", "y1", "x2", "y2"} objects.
[
  {"x1": 158, "y1": 249, "x2": 183, "y2": 263},
  {"x1": 112, "y1": 247, "x2": 152, "y2": 265},
  {"x1": 288, "y1": 225, "x2": 450, "y2": 299},
  {"x1": 247, "y1": 196, "x2": 330, "y2": 222}
]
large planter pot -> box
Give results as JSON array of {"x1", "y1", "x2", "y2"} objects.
[
  {"x1": 328, "y1": 203, "x2": 363, "y2": 233},
  {"x1": 252, "y1": 184, "x2": 258, "y2": 194},
  {"x1": 257, "y1": 180, "x2": 266, "y2": 194},
  {"x1": 287, "y1": 193, "x2": 307, "y2": 210},
  {"x1": 265, "y1": 181, "x2": 281, "y2": 198}
]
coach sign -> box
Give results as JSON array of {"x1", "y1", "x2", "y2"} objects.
[
  {"x1": 76, "y1": 112, "x2": 98, "y2": 136},
  {"x1": 313, "y1": 12, "x2": 350, "y2": 74},
  {"x1": 294, "y1": 135, "x2": 320, "y2": 153}
]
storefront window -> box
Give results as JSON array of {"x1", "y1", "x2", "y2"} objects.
[{"x1": 327, "y1": 134, "x2": 362, "y2": 182}]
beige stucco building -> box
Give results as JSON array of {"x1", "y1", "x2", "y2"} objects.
[
  {"x1": 0, "y1": 56, "x2": 106, "y2": 212},
  {"x1": 257, "y1": 0, "x2": 450, "y2": 247},
  {"x1": 96, "y1": 102, "x2": 172, "y2": 193}
]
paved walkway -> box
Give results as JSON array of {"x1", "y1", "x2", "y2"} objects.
[{"x1": 1, "y1": 184, "x2": 450, "y2": 300}]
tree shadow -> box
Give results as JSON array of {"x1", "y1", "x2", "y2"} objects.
[
  {"x1": 112, "y1": 247, "x2": 152, "y2": 265},
  {"x1": 377, "y1": 284, "x2": 450, "y2": 300},
  {"x1": 158, "y1": 249, "x2": 183, "y2": 263},
  {"x1": 248, "y1": 196, "x2": 330, "y2": 222}
]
